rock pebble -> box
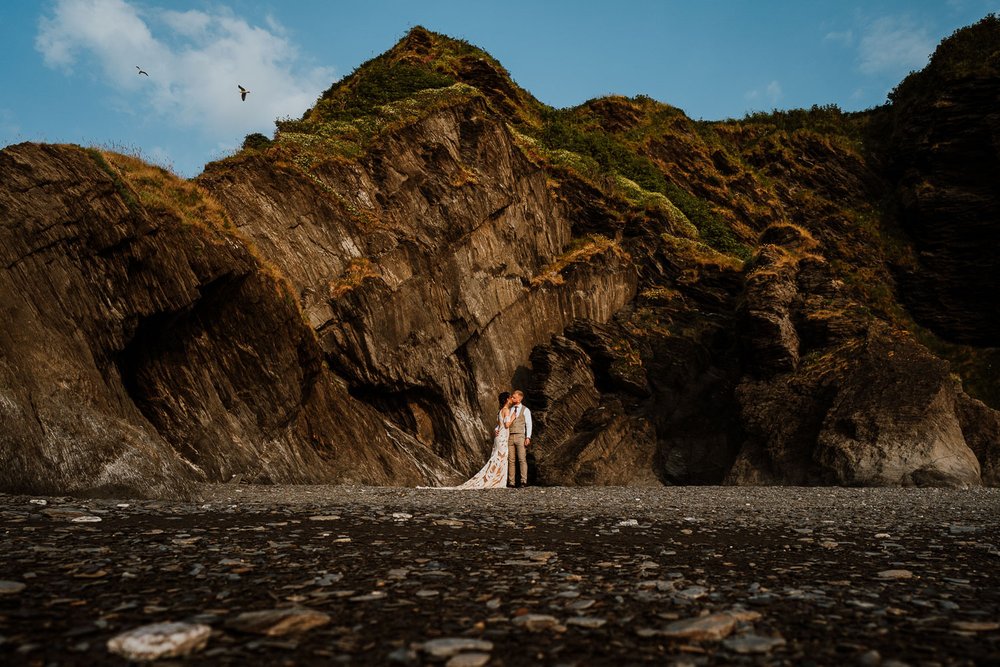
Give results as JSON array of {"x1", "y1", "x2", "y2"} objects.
[
  {"x1": 876, "y1": 569, "x2": 914, "y2": 580},
  {"x1": 106, "y1": 622, "x2": 211, "y2": 661},
  {"x1": 512, "y1": 614, "x2": 563, "y2": 632},
  {"x1": 445, "y1": 652, "x2": 491, "y2": 667},
  {"x1": 721, "y1": 633, "x2": 786, "y2": 654},
  {"x1": 0, "y1": 581, "x2": 26, "y2": 595},
  {"x1": 421, "y1": 638, "x2": 494, "y2": 658},
  {"x1": 654, "y1": 612, "x2": 739, "y2": 641},
  {"x1": 225, "y1": 608, "x2": 330, "y2": 636}
]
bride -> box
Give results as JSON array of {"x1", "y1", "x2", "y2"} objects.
[{"x1": 444, "y1": 392, "x2": 515, "y2": 489}]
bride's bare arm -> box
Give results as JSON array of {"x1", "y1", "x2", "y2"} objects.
[{"x1": 501, "y1": 407, "x2": 514, "y2": 428}]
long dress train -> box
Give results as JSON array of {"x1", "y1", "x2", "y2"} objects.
[{"x1": 439, "y1": 411, "x2": 509, "y2": 489}]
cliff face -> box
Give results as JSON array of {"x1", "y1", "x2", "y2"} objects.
[
  {"x1": 0, "y1": 144, "x2": 455, "y2": 497},
  {"x1": 200, "y1": 95, "x2": 636, "y2": 474},
  {"x1": 883, "y1": 17, "x2": 1000, "y2": 347},
  {"x1": 2, "y1": 21, "x2": 999, "y2": 495}
]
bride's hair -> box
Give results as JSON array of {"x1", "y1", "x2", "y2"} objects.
[{"x1": 497, "y1": 391, "x2": 510, "y2": 408}]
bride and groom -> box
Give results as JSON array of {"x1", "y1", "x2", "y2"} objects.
[{"x1": 450, "y1": 390, "x2": 532, "y2": 489}]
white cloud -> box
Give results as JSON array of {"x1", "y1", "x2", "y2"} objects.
[
  {"x1": 824, "y1": 29, "x2": 854, "y2": 46},
  {"x1": 744, "y1": 80, "x2": 783, "y2": 107},
  {"x1": 857, "y1": 16, "x2": 934, "y2": 76},
  {"x1": 36, "y1": 0, "x2": 334, "y2": 136},
  {"x1": 160, "y1": 9, "x2": 212, "y2": 38}
]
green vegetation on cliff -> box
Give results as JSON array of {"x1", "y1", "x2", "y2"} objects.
[{"x1": 890, "y1": 13, "x2": 1000, "y2": 104}]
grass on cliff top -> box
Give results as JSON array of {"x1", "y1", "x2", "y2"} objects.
[
  {"x1": 87, "y1": 148, "x2": 233, "y2": 233},
  {"x1": 303, "y1": 25, "x2": 540, "y2": 127},
  {"x1": 308, "y1": 59, "x2": 458, "y2": 123},
  {"x1": 525, "y1": 102, "x2": 752, "y2": 260},
  {"x1": 229, "y1": 26, "x2": 542, "y2": 170},
  {"x1": 84, "y1": 146, "x2": 316, "y2": 332},
  {"x1": 890, "y1": 14, "x2": 1000, "y2": 105},
  {"x1": 729, "y1": 103, "x2": 871, "y2": 141},
  {"x1": 240, "y1": 84, "x2": 483, "y2": 172}
]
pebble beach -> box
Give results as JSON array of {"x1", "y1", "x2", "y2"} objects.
[{"x1": 1, "y1": 486, "x2": 998, "y2": 665}]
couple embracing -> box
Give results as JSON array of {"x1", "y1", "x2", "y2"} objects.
[{"x1": 448, "y1": 390, "x2": 532, "y2": 490}]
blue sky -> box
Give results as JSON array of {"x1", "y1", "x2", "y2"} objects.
[{"x1": 2, "y1": 0, "x2": 998, "y2": 177}]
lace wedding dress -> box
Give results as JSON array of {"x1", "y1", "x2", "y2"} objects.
[{"x1": 441, "y1": 410, "x2": 509, "y2": 489}]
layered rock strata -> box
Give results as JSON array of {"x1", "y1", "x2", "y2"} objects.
[{"x1": 0, "y1": 143, "x2": 455, "y2": 496}]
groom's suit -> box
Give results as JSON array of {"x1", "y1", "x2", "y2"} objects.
[{"x1": 507, "y1": 404, "x2": 532, "y2": 486}]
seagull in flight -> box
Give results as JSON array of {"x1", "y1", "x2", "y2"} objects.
[
  {"x1": 135, "y1": 65, "x2": 148, "y2": 76},
  {"x1": 238, "y1": 84, "x2": 250, "y2": 101}
]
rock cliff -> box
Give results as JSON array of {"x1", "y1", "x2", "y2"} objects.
[
  {"x1": 0, "y1": 144, "x2": 454, "y2": 497},
  {"x1": 2, "y1": 20, "x2": 999, "y2": 495},
  {"x1": 882, "y1": 15, "x2": 1000, "y2": 347}
]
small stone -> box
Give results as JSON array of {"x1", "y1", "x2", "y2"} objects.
[
  {"x1": 726, "y1": 610, "x2": 762, "y2": 623},
  {"x1": 874, "y1": 533, "x2": 891, "y2": 539},
  {"x1": 391, "y1": 513, "x2": 413, "y2": 520},
  {"x1": 445, "y1": 652, "x2": 491, "y2": 667},
  {"x1": 71, "y1": 515, "x2": 102, "y2": 523},
  {"x1": 877, "y1": 570, "x2": 913, "y2": 580},
  {"x1": 565, "y1": 616, "x2": 607, "y2": 629},
  {"x1": 308, "y1": 515, "x2": 341, "y2": 521},
  {"x1": 29, "y1": 499, "x2": 47, "y2": 506},
  {"x1": 617, "y1": 519, "x2": 639, "y2": 527},
  {"x1": 349, "y1": 591, "x2": 387, "y2": 602},
  {"x1": 0, "y1": 581, "x2": 26, "y2": 595},
  {"x1": 951, "y1": 621, "x2": 1000, "y2": 632},
  {"x1": 42, "y1": 508, "x2": 91, "y2": 521},
  {"x1": 949, "y1": 524, "x2": 978, "y2": 534},
  {"x1": 675, "y1": 586, "x2": 708, "y2": 600},
  {"x1": 658, "y1": 613, "x2": 738, "y2": 641},
  {"x1": 421, "y1": 638, "x2": 494, "y2": 658},
  {"x1": 387, "y1": 647, "x2": 419, "y2": 664},
  {"x1": 225, "y1": 608, "x2": 330, "y2": 636},
  {"x1": 722, "y1": 634, "x2": 786, "y2": 654},
  {"x1": 511, "y1": 614, "x2": 561, "y2": 631},
  {"x1": 106, "y1": 622, "x2": 211, "y2": 661}
]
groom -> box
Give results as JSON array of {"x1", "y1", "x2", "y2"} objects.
[{"x1": 507, "y1": 390, "x2": 532, "y2": 488}]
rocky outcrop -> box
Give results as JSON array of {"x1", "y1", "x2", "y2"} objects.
[
  {"x1": 0, "y1": 143, "x2": 455, "y2": 497},
  {"x1": 956, "y1": 393, "x2": 1000, "y2": 485},
  {"x1": 727, "y1": 227, "x2": 984, "y2": 487},
  {"x1": 201, "y1": 96, "x2": 637, "y2": 475},
  {"x1": 884, "y1": 16, "x2": 1000, "y2": 346},
  {"x1": 526, "y1": 335, "x2": 658, "y2": 486}
]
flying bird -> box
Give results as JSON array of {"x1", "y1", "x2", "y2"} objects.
[
  {"x1": 135, "y1": 65, "x2": 148, "y2": 76},
  {"x1": 238, "y1": 84, "x2": 250, "y2": 101}
]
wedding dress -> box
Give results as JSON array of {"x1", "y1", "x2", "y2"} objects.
[{"x1": 442, "y1": 410, "x2": 509, "y2": 489}]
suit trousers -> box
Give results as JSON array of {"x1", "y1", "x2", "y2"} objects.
[{"x1": 507, "y1": 432, "x2": 527, "y2": 485}]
